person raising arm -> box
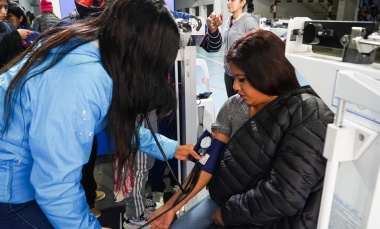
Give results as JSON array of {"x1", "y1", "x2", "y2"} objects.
[{"x1": 200, "y1": 0, "x2": 259, "y2": 98}]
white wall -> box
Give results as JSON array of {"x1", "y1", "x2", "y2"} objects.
[
  {"x1": 176, "y1": 0, "x2": 215, "y2": 9},
  {"x1": 176, "y1": 0, "x2": 319, "y2": 19},
  {"x1": 18, "y1": 0, "x2": 33, "y2": 12},
  {"x1": 175, "y1": 0, "x2": 326, "y2": 33},
  {"x1": 336, "y1": 0, "x2": 357, "y2": 20},
  {"x1": 174, "y1": 0, "x2": 356, "y2": 20}
]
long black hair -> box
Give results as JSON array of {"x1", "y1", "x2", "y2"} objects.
[
  {"x1": 1, "y1": 0, "x2": 180, "y2": 186},
  {"x1": 246, "y1": 0, "x2": 254, "y2": 13}
]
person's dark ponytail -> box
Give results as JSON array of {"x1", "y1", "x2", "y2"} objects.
[{"x1": 247, "y1": 0, "x2": 254, "y2": 13}]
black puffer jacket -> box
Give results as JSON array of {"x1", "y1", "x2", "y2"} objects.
[
  {"x1": 208, "y1": 86, "x2": 334, "y2": 228},
  {"x1": 0, "y1": 22, "x2": 22, "y2": 67}
]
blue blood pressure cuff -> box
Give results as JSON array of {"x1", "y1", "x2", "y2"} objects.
[{"x1": 191, "y1": 130, "x2": 226, "y2": 174}]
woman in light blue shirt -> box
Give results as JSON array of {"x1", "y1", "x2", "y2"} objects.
[{"x1": 0, "y1": 0, "x2": 199, "y2": 228}]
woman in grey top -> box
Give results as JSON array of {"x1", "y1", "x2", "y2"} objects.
[{"x1": 200, "y1": 0, "x2": 259, "y2": 97}]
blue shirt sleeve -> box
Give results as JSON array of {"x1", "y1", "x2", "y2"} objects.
[{"x1": 138, "y1": 126, "x2": 178, "y2": 160}]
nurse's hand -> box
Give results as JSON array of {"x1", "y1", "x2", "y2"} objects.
[{"x1": 174, "y1": 144, "x2": 200, "y2": 161}]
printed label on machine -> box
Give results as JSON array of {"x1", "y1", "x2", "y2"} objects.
[{"x1": 329, "y1": 194, "x2": 363, "y2": 228}]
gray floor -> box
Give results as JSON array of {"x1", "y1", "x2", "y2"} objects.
[
  {"x1": 94, "y1": 155, "x2": 176, "y2": 229},
  {"x1": 195, "y1": 46, "x2": 227, "y2": 114}
]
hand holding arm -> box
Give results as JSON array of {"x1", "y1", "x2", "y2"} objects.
[
  {"x1": 138, "y1": 127, "x2": 199, "y2": 161},
  {"x1": 174, "y1": 144, "x2": 200, "y2": 161}
]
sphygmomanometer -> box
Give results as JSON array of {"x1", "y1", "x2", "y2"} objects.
[{"x1": 191, "y1": 130, "x2": 226, "y2": 174}]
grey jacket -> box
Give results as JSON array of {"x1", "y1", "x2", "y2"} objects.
[{"x1": 32, "y1": 12, "x2": 60, "y2": 32}]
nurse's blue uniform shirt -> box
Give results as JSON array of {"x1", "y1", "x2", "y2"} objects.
[{"x1": 0, "y1": 40, "x2": 178, "y2": 228}]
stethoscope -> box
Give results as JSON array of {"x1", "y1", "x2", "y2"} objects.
[{"x1": 133, "y1": 114, "x2": 203, "y2": 229}]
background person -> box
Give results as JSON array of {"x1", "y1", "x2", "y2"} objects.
[
  {"x1": 6, "y1": 1, "x2": 39, "y2": 47},
  {"x1": 200, "y1": 0, "x2": 259, "y2": 98},
  {"x1": 54, "y1": 0, "x2": 108, "y2": 27},
  {"x1": 26, "y1": 11, "x2": 34, "y2": 24},
  {"x1": 31, "y1": 0, "x2": 60, "y2": 32},
  {"x1": 6, "y1": 1, "x2": 30, "y2": 30},
  {"x1": 0, "y1": 0, "x2": 13, "y2": 40},
  {"x1": 0, "y1": 0, "x2": 34, "y2": 67},
  {"x1": 0, "y1": 0, "x2": 199, "y2": 228},
  {"x1": 150, "y1": 30, "x2": 334, "y2": 229}
]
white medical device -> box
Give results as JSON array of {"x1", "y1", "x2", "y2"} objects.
[
  {"x1": 174, "y1": 16, "x2": 212, "y2": 212},
  {"x1": 286, "y1": 17, "x2": 380, "y2": 229}
]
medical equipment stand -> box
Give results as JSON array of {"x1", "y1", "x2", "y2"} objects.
[{"x1": 286, "y1": 17, "x2": 380, "y2": 228}]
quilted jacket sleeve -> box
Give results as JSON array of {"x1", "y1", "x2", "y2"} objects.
[
  {"x1": 221, "y1": 117, "x2": 329, "y2": 226},
  {"x1": 199, "y1": 29, "x2": 222, "y2": 53}
]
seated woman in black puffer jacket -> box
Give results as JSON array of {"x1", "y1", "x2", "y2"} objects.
[{"x1": 150, "y1": 30, "x2": 334, "y2": 229}]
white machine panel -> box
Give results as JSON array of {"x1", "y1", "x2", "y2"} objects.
[{"x1": 285, "y1": 17, "x2": 380, "y2": 229}]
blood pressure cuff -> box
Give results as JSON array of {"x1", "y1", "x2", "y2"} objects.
[{"x1": 191, "y1": 130, "x2": 226, "y2": 174}]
